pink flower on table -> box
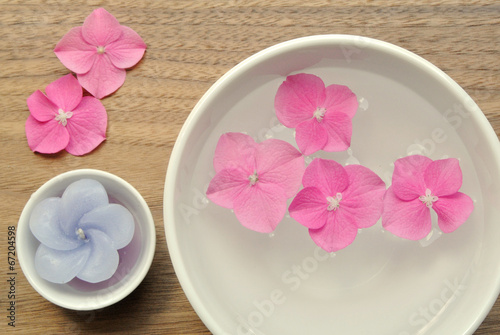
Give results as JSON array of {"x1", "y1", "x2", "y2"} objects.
[
  {"x1": 289, "y1": 158, "x2": 386, "y2": 252},
  {"x1": 54, "y1": 8, "x2": 146, "y2": 99},
  {"x1": 382, "y1": 155, "x2": 474, "y2": 240},
  {"x1": 206, "y1": 132, "x2": 305, "y2": 233},
  {"x1": 274, "y1": 73, "x2": 358, "y2": 155},
  {"x1": 25, "y1": 74, "x2": 107, "y2": 156}
]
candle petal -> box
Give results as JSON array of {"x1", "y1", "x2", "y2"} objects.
[
  {"x1": 35, "y1": 243, "x2": 91, "y2": 284},
  {"x1": 76, "y1": 229, "x2": 119, "y2": 283},
  {"x1": 79, "y1": 204, "x2": 135, "y2": 249},
  {"x1": 60, "y1": 179, "x2": 109, "y2": 235},
  {"x1": 29, "y1": 197, "x2": 84, "y2": 251}
]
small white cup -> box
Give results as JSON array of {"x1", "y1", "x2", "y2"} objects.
[{"x1": 17, "y1": 169, "x2": 156, "y2": 310}]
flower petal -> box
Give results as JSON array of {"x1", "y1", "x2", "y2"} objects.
[
  {"x1": 340, "y1": 165, "x2": 386, "y2": 228},
  {"x1": 233, "y1": 182, "x2": 287, "y2": 233},
  {"x1": 424, "y1": 158, "x2": 462, "y2": 197},
  {"x1": 302, "y1": 158, "x2": 349, "y2": 198},
  {"x1": 76, "y1": 229, "x2": 119, "y2": 283},
  {"x1": 391, "y1": 155, "x2": 432, "y2": 201},
  {"x1": 289, "y1": 187, "x2": 329, "y2": 229},
  {"x1": 433, "y1": 192, "x2": 474, "y2": 233},
  {"x1": 45, "y1": 74, "x2": 83, "y2": 112},
  {"x1": 256, "y1": 139, "x2": 304, "y2": 198},
  {"x1": 34, "y1": 243, "x2": 90, "y2": 284},
  {"x1": 77, "y1": 55, "x2": 126, "y2": 99},
  {"x1": 60, "y1": 179, "x2": 109, "y2": 236},
  {"x1": 106, "y1": 26, "x2": 146, "y2": 69},
  {"x1": 79, "y1": 204, "x2": 135, "y2": 249},
  {"x1": 29, "y1": 197, "x2": 83, "y2": 250},
  {"x1": 213, "y1": 132, "x2": 256, "y2": 174},
  {"x1": 323, "y1": 84, "x2": 358, "y2": 119},
  {"x1": 25, "y1": 115, "x2": 69, "y2": 154},
  {"x1": 206, "y1": 168, "x2": 250, "y2": 208},
  {"x1": 321, "y1": 111, "x2": 352, "y2": 152},
  {"x1": 82, "y1": 8, "x2": 122, "y2": 47},
  {"x1": 54, "y1": 26, "x2": 97, "y2": 74},
  {"x1": 65, "y1": 96, "x2": 107, "y2": 156},
  {"x1": 309, "y1": 212, "x2": 358, "y2": 252},
  {"x1": 382, "y1": 186, "x2": 432, "y2": 240},
  {"x1": 295, "y1": 119, "x2": 328, "y2": 155},
  {"x1": 275, "y1": 73, "x2": 326, "y2": 128},
  {"x1": 27, "y1": 90, "x2": 58, "y2": 122}
]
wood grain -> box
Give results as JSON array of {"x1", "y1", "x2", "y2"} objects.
[{"x1": 0, "y1": 0, "x2": 498, "y2": 334}]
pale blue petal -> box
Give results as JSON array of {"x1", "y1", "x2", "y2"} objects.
[
  {"x1": 76, "y1": 229, "x2": 119, "y2": 283},
  {"x1": 34, "y1": 243, "x2": 91, "y2": 284},
  {"x1": 29, "y1": 197, "x2": 83, "y2": 250},
  {"x1": 60, "y1": 179, "x2": 109, "y2": 235},
  {"x1": 79, "y1": 204, "x2": 135, "y2": 249}
]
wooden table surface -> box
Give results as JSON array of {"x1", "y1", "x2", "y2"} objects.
[{"x1": 1, "y1": 0, "x2": 498, "y2": 334}]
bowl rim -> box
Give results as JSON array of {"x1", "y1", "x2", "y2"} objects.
[
  {"x1": 17, "y1": 168, "x2": 156, "y2": 310},
  {"x1": 164, "y1": 34, "x2": 500, "y2": 334}
]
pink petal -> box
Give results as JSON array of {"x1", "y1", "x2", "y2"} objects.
[
  {"x1": 77, "y1": 55, "x2": 126, "y2": 99},
  {"x1": 45, "y1": 74, "x2": 83, "y2": 112},
  {"x1": 275, "y1": 73, "x2": 326, "y2": 128},
  {"x1": 382, "y1": 186, "x2": 432, "y2": 240},
  {"x1": 65, "y1": 96, "x2": 107, "y2": 156},
  {"x1": 82, "y1": 8, "x2": 122, "y2": 47},
  {"x1": 340, "y1": 165, "x2": 386, "y2": 228},
  {"x1": 424, "y1": 158, "x2": 462, "y2": 197},
  {"x1": 106, "y1": 26, "x2": 146, "y2": 69},
  {"x1": 391, "y1": 155, "x2": 432, "y2": 201},
  {"x1": 289, "y1": 187, "x2": 329, "y2": 230},
  {"x1": 295, "y1": 119, "x2": 328, "y2": 155},
  {"x1": 323, "y1": 84, "x2": 358, "y2": 119},
  {"x1": 233, "y1": 182, "x2": 287, "y2": 233},
  {"x1": 309, "y1": 212, "x2": 358, "y2": 252},
  {"x1": 206, "y1": 168, "x2": 250, "y2": 208},
  {"x1": 54, "y1": 26, "x2": 97, "y2": 74},
  {"x1": 302, "y1": 158, "x2": 349, "y2": 199},
  {"x1": 256, "y1": 139, "x2": 304, "y2": 198},
  {"x1": 321, "y1": 111, "x2": 352, "y2": 152},
  {"x1": 433, "y1": 192, "x2": 474, "y2": 233},
  {"x1": 213, "y1": 132, "x2": 257, "y2": 174},
  {"x1": 27, "y1": 90, "x2": 58, "y2": 122},
  {"x1": 25, "y1": 116, "x2": 69, "y2": 154}
]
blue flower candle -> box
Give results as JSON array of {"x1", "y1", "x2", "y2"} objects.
[{"x1": 29, "y1": 179, "x2": 135, "y2": 284}]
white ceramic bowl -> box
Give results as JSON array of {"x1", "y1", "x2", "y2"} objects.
[
  {"x1": 164, "y1": 35, "x2": 500, "y2": 334},
  {"x1": 17, "y1": 169, "x2": 156, "y2": 310}
]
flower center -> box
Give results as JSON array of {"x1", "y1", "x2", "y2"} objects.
[
  {"x1": 248, "y1": 171, "x2": 259, "y2": 186},
  {"x1": 327, "y1": 193, "x2": 342, "y2": 211},
  {"x1": 419, "y1": 189, "x2": 439, "y2": 208},
  {"x1": 55, "y1": 109, "x2": 73, "y2": 126},
  {"x1": 76, "y1": 228, "x2": 87, "y2": 240},
  {"x1": 97, "y1": 46, "x2": 106, "y2": 54},
  {"x1": 313, "y1": 107, "x2": 327, "y2": 122}
]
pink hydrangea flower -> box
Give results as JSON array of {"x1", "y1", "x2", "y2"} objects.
[
  {"x1": 206, "y1": 132, "x2": 305, "y2": 233},
  {"x1": 25, "y1": 74, "x2": 107, "y2": 156},
  {"x1": 289, "y1": 158, "x2": 386, "y2": 252},
  {"x1": 382, "y1": 155, "x2": 474, "y2": 240},
  {"x1": 54, "y1": 8, "x2": 146, "y2": 99},
  {"x1": 274, "y1": 73, "x2": 358, "y2": 155}
]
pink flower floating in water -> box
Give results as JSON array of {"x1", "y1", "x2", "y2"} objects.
[
  {"x1": 55, "y1": 8, "x2": 146, "y2": 99},
  {"x1": 25, "y1": 74, "x2": 107, "y2": 156},
  {"x1": 289, "y1": 158, "x2": 386, "y2": 252},
  {"x1": 206, "y1": 132, "x2": 305, "y2": 233},
  {"x1": 382, "y1": 155, "x2": 474, "y2": 240},
  {"x1": 275, "y1": 73, "x2": 358, "y2": 155}
]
